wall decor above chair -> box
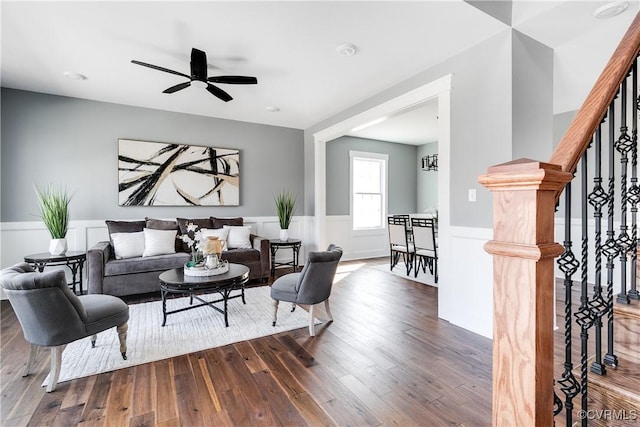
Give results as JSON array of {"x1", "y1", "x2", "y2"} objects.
[
  {"x1": 118, "y1": 139, "x2": 239, "y2": 206},
  {"x1": 422, "y1": 154, "x2": 438, "y2": 171}
]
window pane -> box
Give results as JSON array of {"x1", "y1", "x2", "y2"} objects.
[
  {"x1": 353, "y1": 159, "x2": 381, "y2": 193},
  {"x1": 354, "y1": 194, "x2": 382, "y2": 228},
  {"x1": 352, "y1": 154, "x2": 385, "y2": 230}
]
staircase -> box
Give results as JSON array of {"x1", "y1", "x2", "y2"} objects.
[
  {"x1": 586, "y1": 296, "x2": 640, "y2": 427},
  {"x1": 479, "y1": 11, "x2": 640, "y2": 427}
]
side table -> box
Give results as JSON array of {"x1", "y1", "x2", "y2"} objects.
[
  {"x1": 270, "y1": 239, "x2": 302, "y2": 276},
  {"x1": 24, "y1": 251, "x2": 87, "y2": 295}
]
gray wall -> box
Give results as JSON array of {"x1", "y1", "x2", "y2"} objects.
[
  {"x1": 1, "y1": 88, "x2": 304, "y2": 222},
  {"x1": 305, "y1": 31, "x2": 513, "y2": 228},
  {"x1": 417, "y1": 142, "x2": 438, "y2": 212},
  {"x1": 325, "y1": 136, "x2": 417, "y2": 215},
  {"x1": 512, "y1": 30, "x2": 554, "y2": 161},
  {"x1": 553, "y1": 110, "x2": 577, "y2": 149}
]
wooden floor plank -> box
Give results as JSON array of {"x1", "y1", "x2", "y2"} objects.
[
  {"x1": 233, "y1": 340, "x2": 270, "y2": 374},
  {"x1": 52, "y1": 403, "x2": 84, "y2": 427},
  {"x1": 250, "y1": 369, "x2": 310, "y2": 426},
  {"x1": 152, "y1": 360, "x2": 178, "y2": 424},
  {"x1": 127, "y1": 411, "x2": 154, "y2": 427},
  {"x1": 213, "y1": 345, "x2": 280, "y2": 426},
  {"x1": 129, "y1": 363, "x2": 154, "y2": 418},
  {"x1": 339, "y1": 373, "x2": 419, "y2": 427},
  {"x1": 77, "y1": 371, "x2": 114, "y2": 427}
]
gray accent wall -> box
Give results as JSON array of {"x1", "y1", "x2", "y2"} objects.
[
  {"x1": 325, "y1": 136, "x2": 417, "y2": 215},
  {"x1": 1, "y1": 88, "x2": 304, "y2": 222},
  {"x1": 512, "y1": 30, "x2": 554, "y2": 161},
  {"x1": 417, "y1": 142, "x2": 438, "y2": 213}
]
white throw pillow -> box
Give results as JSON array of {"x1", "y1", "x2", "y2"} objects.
[
  {"x1": 200, "y1": 228, "x2": 230, "y2": 251},
  {"x1": 111, "y1": 231, "x2": 145, "y2": 259},
  {"x1": 142, "y1": 228, "x2": 177, "y2": 257},
  {"x1": 223, "y1": 225, "x2": 252, "y2": 249}
]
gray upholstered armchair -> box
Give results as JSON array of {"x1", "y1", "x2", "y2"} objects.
[
  {"x1": 270, "y1": 244, "x2": 343, "y2": 336},
  {"x1": 0, "y1": 263, "x2": 129, "y2": 392}
]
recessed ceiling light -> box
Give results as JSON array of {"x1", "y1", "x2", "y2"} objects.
[
  {"x1": 351, "y1": 116, "x2": 388, "y2": 132},
  {"x1": 336, "y1": 43, "x2": 358, "y2": 57},
  {"x1": 63, "y1": 71, "x2": 87, "y2": 81},
  {"x1": 266, "y1": 106, "x2": 280, "y2": 113},
  {"x1": 593, "y1": 1, "x2": 628, "y2": 19}
]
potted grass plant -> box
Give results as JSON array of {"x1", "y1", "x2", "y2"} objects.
[
  {"x1": 275, "y1": 190, "x2": 296, "y2": 241},
  {"x1": 34, "y1": 184, "x2": 71, "y2": 255}
]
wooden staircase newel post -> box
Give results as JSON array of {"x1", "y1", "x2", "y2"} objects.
[{"x1": 479, "y1": 159, "x2": 573, "y2": 426}]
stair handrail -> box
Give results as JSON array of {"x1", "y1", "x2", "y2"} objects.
[
  {"x1": 479, "y1": 11, "x2": 640, "y2": 426},
  {"x1": 551, "y1": 12, "x2": 640, "y2": 175}
]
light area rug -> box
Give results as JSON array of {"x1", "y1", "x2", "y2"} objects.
[
  {"x1": 373, "y1": 261, "x2": 438, "y2": 287},
  {"x1": 43, "y1": 286, "x2": 315, "y2": 386}
]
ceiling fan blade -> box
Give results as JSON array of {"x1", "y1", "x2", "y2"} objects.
[
  {"x1": 190, "y1": 48, "x2": 208, "y2": 81},
  {"x1": 208, "y1": 75, "x2": 258, "y2": 85},
  {"x1": 206, "y1": 83, "x2": 233, "y2": 102},
  {"x1": 163, "y1": 81, "x2": 191, "y2": 94},
  {"x1": 131, "y1": 60, "x2": 190, "y2": 79}
]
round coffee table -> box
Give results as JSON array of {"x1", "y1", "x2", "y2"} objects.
[{"x1": 158, "y1": 263, "x2": 250, "y2": 327}]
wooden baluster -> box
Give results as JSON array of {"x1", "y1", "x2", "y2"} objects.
[{"x1": 479, "y1": 159, "x2": 572, "y2": 426}]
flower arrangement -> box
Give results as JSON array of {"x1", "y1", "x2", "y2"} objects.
[{"x1": 178, "y1": 222, "x2": 203, "y2": 267}]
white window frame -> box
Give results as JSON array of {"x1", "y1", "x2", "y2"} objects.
[{"x1": 349, "y1": 150, "x2": 388, "y2": 233}]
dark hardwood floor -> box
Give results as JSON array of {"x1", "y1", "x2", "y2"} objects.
[{"x1": 1, "y1": 258, "x2": 494, "y2": 426}]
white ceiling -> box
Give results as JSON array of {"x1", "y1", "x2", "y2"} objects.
[
  {"x1": 347, "y1": 99, "x2": 439, "y2": 145},
  {"x1": 1, "y1": 1, "x2": 638, "y2": 145}
]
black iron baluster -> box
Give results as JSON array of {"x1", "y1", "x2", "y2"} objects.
[
  {"x1": 575, "y1": 150, "x2": 595, "y2": 427},
  {"x1": 553, "y1": 384, "x2": 564, "y2": 419},
  {"x1": 588, "y1": 120, "x2": 609, "y2": 376},
  {"x1": 630, "y1": 58, "x2": 640, "y2": 301},
  {"x1": 603, "y1": 100, "x2": 619, "y2": 369},
  {"x1": 557, "y1": 182, "x2": 580, "y2": 426},
  {"x1": 616, "y1": 74, "x2": 633, "y2": 304}
]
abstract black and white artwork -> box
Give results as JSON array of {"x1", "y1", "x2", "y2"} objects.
[{"x1": 118, "y1": 139, "x2": 240, "y2": 206}]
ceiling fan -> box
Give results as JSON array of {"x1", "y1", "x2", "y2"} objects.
[{"x1": 131, "y1": 48, "x2": 257, "y2": 102}]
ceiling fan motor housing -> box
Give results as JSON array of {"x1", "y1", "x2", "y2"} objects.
[{"x1": 190, "y1": 48, "x2": 208, "y2": 81}]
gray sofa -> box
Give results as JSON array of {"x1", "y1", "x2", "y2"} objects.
[{"x1": 87, "y1": 217, "x2": 270, "y2": 297}]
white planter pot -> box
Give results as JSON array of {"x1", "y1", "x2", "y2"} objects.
[
  {"x1": 49, "y1": 238, "x2": 67, "y2": 255},
  {"x1": 279, "y1": 229, "x2": 289, "y2": 242}
]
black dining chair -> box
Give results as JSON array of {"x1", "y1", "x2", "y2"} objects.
[
  {"x1": 411, "y1": 217, "x2": 438, "y2": 282},
  {"x1": 388, "y1": 215, "x2": 414, "y2": 275}
]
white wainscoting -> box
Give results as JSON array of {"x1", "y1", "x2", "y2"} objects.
[
  {"x1": 0, "y1": 216, "x2": 317, "y2": 299},
  {"x1": 439, "y1": 226, "x2": 494, "y2": 339},
  {"x1": 324, "y1": 215, "x2": 389, "y2": 260}
]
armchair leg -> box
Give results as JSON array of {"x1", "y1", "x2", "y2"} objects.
[
  {"x1": 91, "y1": 334, "x2": 97, "y2": 348},
  {"x1": 117, "y1": 322, "x2": 128, "y2": 360},
  {"x1": 47, "y1": 344, "x2": 66, "y2": 393},
  {"x1": 324, "y1": 299, "x2": 333, "y2": 322},
  {"x1": 272, "y1": 299, "x2": 279, "y2": 326},
  {"x1": 23, "y1": 343, "x2": 38, "y2": 377},
  {"x1": 309, "y1": 304, "x2": 316, "y2": 336}
]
